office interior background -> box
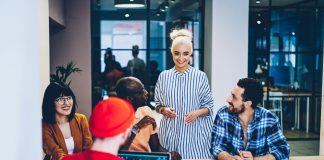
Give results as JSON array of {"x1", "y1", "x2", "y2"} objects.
[{"x1": 1, "y1": 0, "x2": 324, "y2": 159}]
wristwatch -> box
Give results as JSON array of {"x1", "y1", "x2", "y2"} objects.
[
  {"x1": 131, "y1": 126, "x2": 139, "y2": 135},
  {"x1": 158, "y1": 106, "x2": 165, "y2": 114}
]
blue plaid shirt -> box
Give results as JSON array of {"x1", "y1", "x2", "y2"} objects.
[{"x1": 210, "y1": 106, "x2": 290, "y2": 160}]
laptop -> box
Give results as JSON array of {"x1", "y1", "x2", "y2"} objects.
[{"x1": 118, "y1": 151, "x2": 171, "y2": 160}]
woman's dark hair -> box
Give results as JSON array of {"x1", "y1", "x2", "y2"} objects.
[
  {"x1": 237, "y1": 78, "x2": 263, "y2": 109},
  {"x1": 42, "y1": 82, "x2": 77, "y2": 124}
]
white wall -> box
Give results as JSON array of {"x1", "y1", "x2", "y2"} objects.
[
  {"x1": 320, "y1": 17, "x2": 324, "y2": 155},
  {"x1": 0, "y1": 0, "x2": 49, "y2": 159},
  {"x1": 50, "y1": 0, "x2": 91, "y2": 118},
  {"x1": 204, "y1": 0, "x2": 249, "y2": 115},
  {"x1": 49, "y1": 0, "x2": 65, "y2": 25}
]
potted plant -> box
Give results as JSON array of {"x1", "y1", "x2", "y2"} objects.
[{"x1": 50, "y1": 61, "x2": 82, "y2": 86}]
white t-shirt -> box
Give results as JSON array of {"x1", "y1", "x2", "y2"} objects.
[{"x1": 64, "y1": 137, "x2": 74, "y2": 154}]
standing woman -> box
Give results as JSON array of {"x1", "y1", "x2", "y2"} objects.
[
  {"x1": 42, "y1": 82, "x2": 92, "y2": 160},
  {"x1": 155, "y1": 29, "x2": 214, "y2": 159}
]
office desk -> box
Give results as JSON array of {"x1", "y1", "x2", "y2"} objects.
[{"x1": 263, "y1": 92, "x2": 312, "y2": 132}]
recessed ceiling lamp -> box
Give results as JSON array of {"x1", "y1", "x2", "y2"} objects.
[
  {"x1": 256, "y1": 0, "x2": 261, "y2": 4},
  {"x1": 114, "y1": 0, "x2": 146, "y2": 8},
  {"x1": 164, "y1": 1, "x2": 169, "y2": 9}
]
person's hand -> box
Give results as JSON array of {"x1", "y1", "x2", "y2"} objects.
[
  {"x1": 184, "y1": 110, "x2": 200, "y2": 124},
  {"x1": 241, "y1": 151, "x2": 253, "y2": 160},
  {"x1": 161, "y1": 107, "x2": 177, "y2": 118},
  {"x1": 134, "y1": 115, "x2": 156, "y2": 131},
  {"x1": 232, "y1": 155, "x2": 244, "y2": 160},
  {"x1": 170, "y1": 151, "x2": 181, "y2": 160}
]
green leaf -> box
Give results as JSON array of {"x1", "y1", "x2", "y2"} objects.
[{"x1": 49, "y1": 61, "x2": 82, "y2": 86}]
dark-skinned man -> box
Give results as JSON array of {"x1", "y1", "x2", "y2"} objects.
[{"x1": 116, "y1": 77, "x2": 181, "y2": 160}]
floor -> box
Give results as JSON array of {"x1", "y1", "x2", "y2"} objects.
[
  {"x1": 284, "y1": 130, "x2": 319, "y2": 139},
  {"x1": 288, "y1": 140, "x2": 319, "y2": 156}
]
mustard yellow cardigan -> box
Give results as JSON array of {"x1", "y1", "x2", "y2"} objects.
[{"x1": 42, "y1": 113, "x2": 93, "y2": 160}]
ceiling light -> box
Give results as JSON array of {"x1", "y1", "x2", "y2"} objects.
[
  {"x1": 114, "y1": 0, "x2": 145, "y2": 8},
  {"x1": 160, "y1": 7, "x2": 165, "y2": 12},
  {"x1": 256, "y1": 0, "x2": 261, "y2": 4},
  {"x1": 125, "y1": 13, "x2": 130, "y2": 18},
  {"x1": 292, "y1": 32, "x2": 295, "y2": 35},
  {"x1": 164, "y1": 1, "x2": 169, "y2": 9},
  {"x1": 257, "y1": 20, "x2": 261, "y2": 24}
]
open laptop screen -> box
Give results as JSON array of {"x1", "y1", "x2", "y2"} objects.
[{"x1": 118, "y1": 151, "x2": 171, "y2": 160}]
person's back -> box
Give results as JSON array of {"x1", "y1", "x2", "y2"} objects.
[
  {"x1": 104, "y1": 48, "x2": 124, "y2": 91},
  {"x1": 61, "y1": 150, "x2": 123, "y2": 160},
  {"x1": 127, "y1": 45, "x2": 146, "y2": 83},
  {"x1": 149, "y1": 60, "x2": 161, "y2": 86},
  {"x1": 62, "y1": 97, "x2": 135, "y2": 160}
]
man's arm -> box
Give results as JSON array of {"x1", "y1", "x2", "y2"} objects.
[
  {"x1": 254, "y1": 154, "x2": 276, "y2": 160},
  {"x1": 148, "y1": 133, "x2": 166, "y2": 152},
  {"x1": 120, "y1": 129, "x2": 137, "y2": 150},
  {"x1": 239, "y1": 151, "x2": 275, "y2": 160},
  {"x1": 266, "y1": 118, "x2": 290, "y2": 160},
  {"x1": 218, "y1": 151, "x2": 241, "y2": 160},
  {"x1": 120, "y1": 116, "x2": 156, "y2": 150},
  {"x1": 210, "y1": 113, "x2": 230, "y2": 159},
  {"x1": 149, "y1": 134, "x2": 181, "y2": 160}
]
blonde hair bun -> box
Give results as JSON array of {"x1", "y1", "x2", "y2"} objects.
[{"x1": 170, "y1": 29, "x2": 192, "y2": 41}]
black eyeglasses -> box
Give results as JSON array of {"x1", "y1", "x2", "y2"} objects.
[{"x1": 55, "y1": 96, "x2": 73, "y2": 105}]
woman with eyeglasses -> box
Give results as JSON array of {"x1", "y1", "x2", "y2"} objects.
[{"x1": 42, "y1": 82, "x2": 92, "y2": 160}]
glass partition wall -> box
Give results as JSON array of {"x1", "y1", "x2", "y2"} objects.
[
  {"x1": 249, "y1": 0, "x2": 324, "y2": 156},
  {"x1": 91, "y1": 0, "x2": 205, "y2": 106}
]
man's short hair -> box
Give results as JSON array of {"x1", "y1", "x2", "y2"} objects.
[
  {"x1": 237, "y1": 78, "x2": 263, "y2": 108},
  {"x1": 115, "y1": 77, "x2": 141, "y2": 99}
]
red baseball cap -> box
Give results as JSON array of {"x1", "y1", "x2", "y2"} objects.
[{"x1": 89, "y1": 97, "x2": 135, "y2": 138}]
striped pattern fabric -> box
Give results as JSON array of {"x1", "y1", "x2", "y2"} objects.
[
  {"x1": 210, "y1": 106, "x2": 290, "y2": 160},
  {"x1": 154, "y1": 66, "x2": 214, "y2": 159}
]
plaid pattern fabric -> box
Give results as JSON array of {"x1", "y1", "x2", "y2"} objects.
[{"x1": 210, "y1": 106, "x2": 290, "y2": 160}]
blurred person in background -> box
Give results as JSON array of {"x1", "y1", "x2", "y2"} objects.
[{"x1": 127, "y1": 45, "x2": 147, "y2": 84}]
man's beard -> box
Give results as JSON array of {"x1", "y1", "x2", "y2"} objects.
[
  {"x1": 228, "y1": 103, "x2": 245, "y2": 114},
  {"x1": 133, "y1": 99, "x2": 146, "y2": 108}
]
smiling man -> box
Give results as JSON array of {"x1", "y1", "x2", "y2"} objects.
[{"x1": 210, "y1": 78, "x2": 290, "y2": 160}]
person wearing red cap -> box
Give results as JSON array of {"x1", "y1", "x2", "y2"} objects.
[
  {"x1": 62, "y1": 97, "x2": 135, "y2": 160},
  {"x1": 115, "y1": 77, "x2": 181, "y2": 160}
]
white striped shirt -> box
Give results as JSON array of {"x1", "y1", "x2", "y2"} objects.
[{"x1": 154, "y1": 66, "x2": 214, "y2": 159}]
